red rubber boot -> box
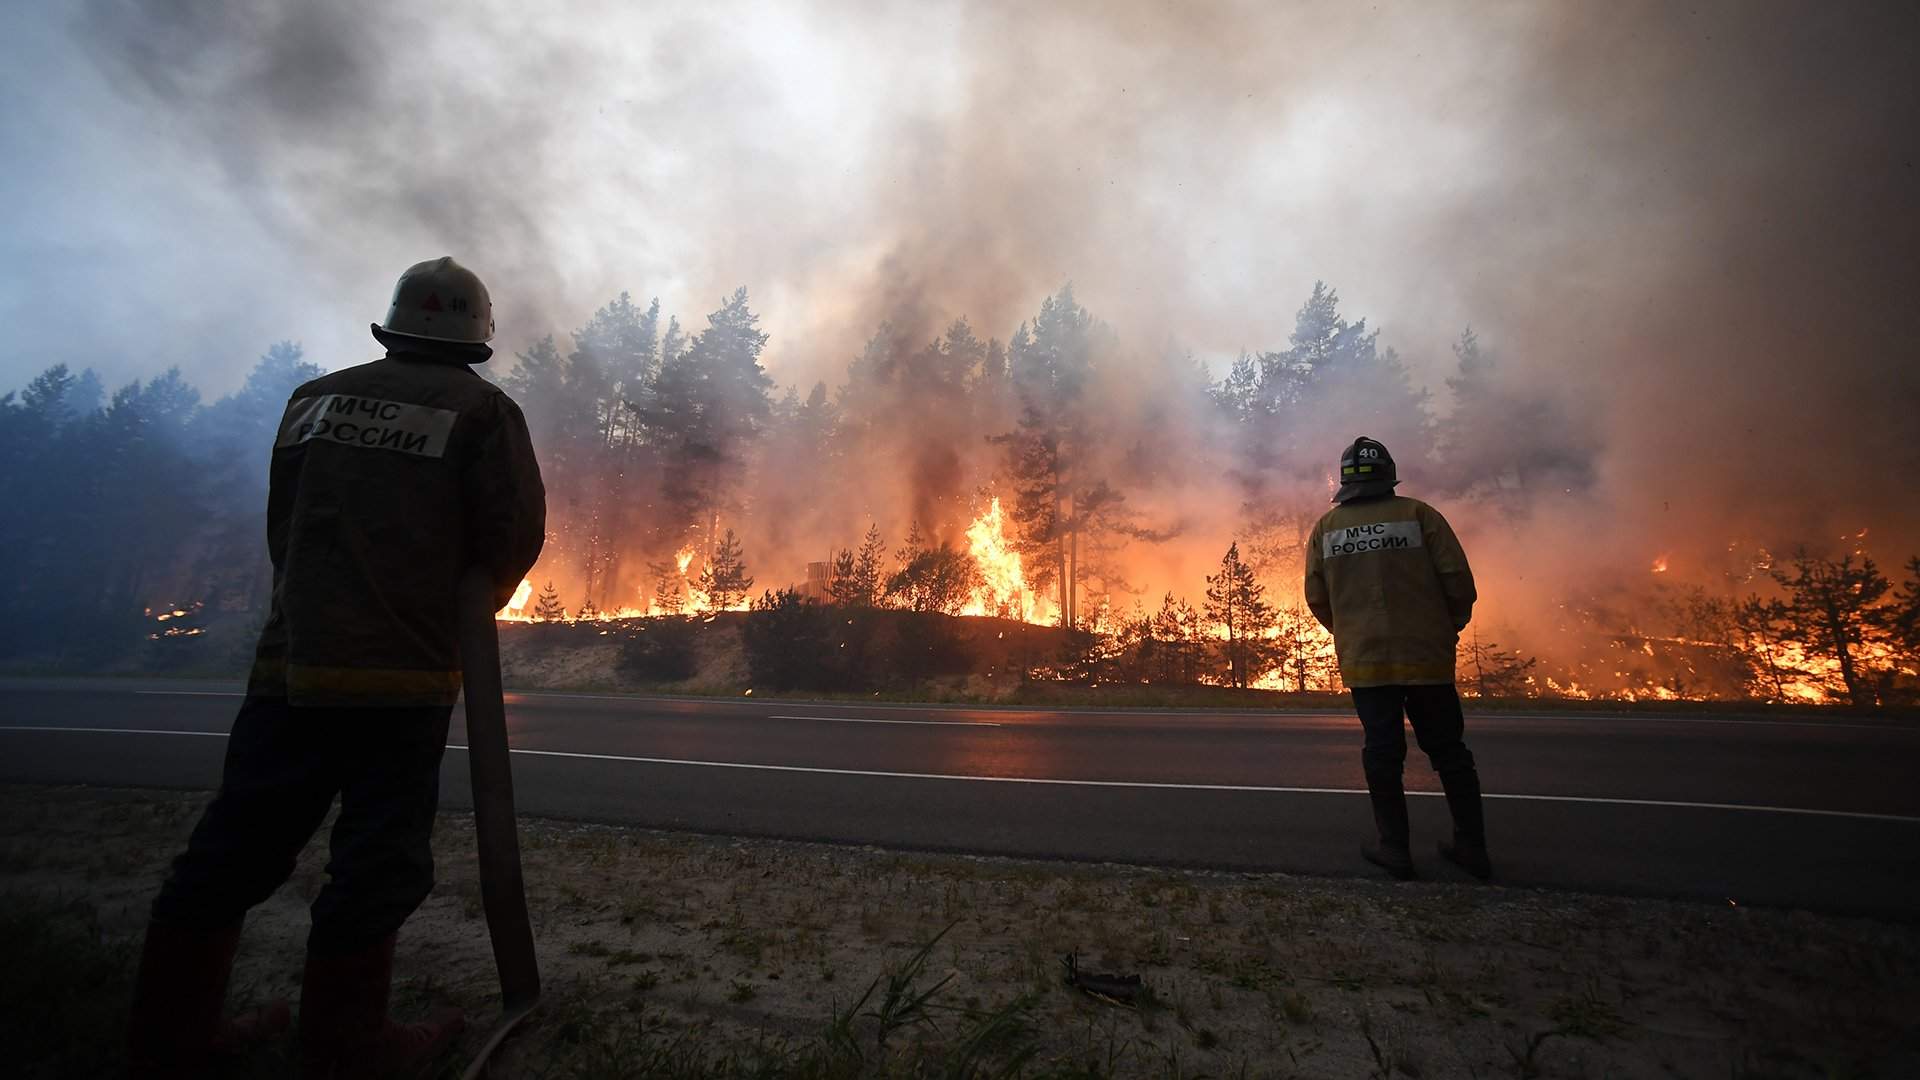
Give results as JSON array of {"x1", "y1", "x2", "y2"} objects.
[
  {"x1": 299, "y1": 934, "x2": 465, "y2": 1079},
  {"x1": 128, "y1": 920, "x2": 291, "y2": 1078}
]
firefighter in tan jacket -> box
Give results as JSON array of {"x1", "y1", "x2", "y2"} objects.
[
  {"x1": 128, "y1": 258, "x2": 546, "y2": 1078},
  {"x1": 1305, "y1": 436, "x2": 1491, "y2": 882}
]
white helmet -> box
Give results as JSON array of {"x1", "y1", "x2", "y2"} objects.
[{"x1": 377, "y1": 256, "x2": 494, "y2": 344}]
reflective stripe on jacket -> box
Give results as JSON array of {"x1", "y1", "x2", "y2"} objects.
[
  {"x1": 1303, "y1": 494, "x2": 1475, "y2": 687},
  {"x1": 247, "y1": 353, "x2": 546, "y2": 707}
]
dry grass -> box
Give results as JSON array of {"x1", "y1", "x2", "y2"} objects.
[{"x1": 2, "y1": 784, "x2": 1916, "y2": 1078}]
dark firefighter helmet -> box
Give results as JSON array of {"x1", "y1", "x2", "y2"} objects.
[{"x1": 1333, "y1": 435, "x2": 1399, "y2": 503}]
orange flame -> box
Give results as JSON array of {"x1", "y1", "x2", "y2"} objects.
[
  {"x1": 960, "y1": 497, "x2": 1038, "y2": 621},
  {"x1": 493, "y1": 577, "x2": 535, "y2": 621}
]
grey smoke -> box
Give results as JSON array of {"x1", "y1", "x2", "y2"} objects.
[{"x1": 4, "y1": 0, "x2": 1916, "y2": 666}]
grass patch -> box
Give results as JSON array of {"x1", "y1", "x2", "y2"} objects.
[
  {"x1": 7, "y1": 785, "x2": 1917, "y2": 1079},
  {"x1": 540, "y1": 926, "x2": 1050, "y2": 1079},
  {"x1": 1, "y1": 894, "x2": 135, "y2": 1080}
]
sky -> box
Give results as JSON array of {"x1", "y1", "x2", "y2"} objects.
[{"x1": 2, "y1": 1, "x2": 1917, "y2": 565}]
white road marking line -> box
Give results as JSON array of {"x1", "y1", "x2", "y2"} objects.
[
  {"x1": 17, "y1": 685, "x2": 1904, "y2": 732},
  {"x1": 498, "y1": 694, "x2": 1906, "y2": 733},
  {"x1": 133, "y1": 690, "x2": 245, "y2": 697},
  {"x1": 5, "y1": 725, "x2": 1917, "y2": 826},
  {"x1": 456, "y1": 747, "x2": 1920, "y2": 824},
  {"x1": 767, "y1": 714, "x2": 1001, "y2": 727},
  {"x1": 1479, "y1": 713, "x2": 1905, "y2": 732},
  {"x1": 1, "y1": 725, "x2": 229, "y2": 737}
]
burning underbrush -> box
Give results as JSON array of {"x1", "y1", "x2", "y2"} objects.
[
  {"x1": 484, "y1": 495, "x2": 1920, "y2": 709},
  {"x1": 495, "y1": 608, "x2": 1063, "y2": 699}
]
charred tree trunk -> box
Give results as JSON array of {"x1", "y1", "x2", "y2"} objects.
[
  {"x1": 1824, "y1": 599, "x2": 1868, "y2": 706},
  {"x1": 1068, "y1": 507, "x2": 1079, "y2": 628},
  {"x1": 1055, "y1": 491, "x2": 1068, "y2": 629}
]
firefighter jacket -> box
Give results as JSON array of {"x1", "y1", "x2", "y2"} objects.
[
  {"x1": 247, "y1": 353, "x2": 546, "y2": 707},
  {"x1": 1303, "y1": 494, "x2": 1475, "y2": 687}
]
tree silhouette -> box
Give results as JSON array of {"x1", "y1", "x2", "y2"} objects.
[
  {"x1": 1205, "y1": 542, "x2": 1274, "y2": 688},
  {"x1": 1772, "y1": 549, "x2": 1892, "y2": 707},
  {"x1": 649, "y1": 559, "x2": 686, "y2": 615},
  {"x1": 829, "y1": 524, "x2": 886, "y2": 607},
  {"x1": 885, "y1": 545, "x2": 982, "y2": 615},
  {"x1": 1457, "y1": 627, "x2": 1539, "y2": 698},
  {"x1": 697, "y1": 529, "x2": 754, "y2": 610},
  {"x1": 1894, "y1": 558, "x2": 1920, "y2": 660},
  {"x1": 532, "y1": 581, "x2": 565, "y2": 622}
]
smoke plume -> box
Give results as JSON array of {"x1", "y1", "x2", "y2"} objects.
[{"x1": 5, "y1": 0, "x2": 1917, "y2": 676}]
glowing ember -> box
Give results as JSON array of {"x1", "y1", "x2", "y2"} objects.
[
  {"x1": 1650, "y1": 555, "x2": 1669, "y2": 574},
  {"x1": 146, "y1": 600, "x2": 207, "y2": 639}
]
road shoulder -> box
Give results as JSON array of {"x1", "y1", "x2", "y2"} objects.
[{"x1": 4, "y1": 783, "x2": 1915, "y2": 1078}]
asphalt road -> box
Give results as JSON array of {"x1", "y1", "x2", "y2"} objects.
[{"x1": 3, "y1": 678, "x2": 1918, "y2": 918}]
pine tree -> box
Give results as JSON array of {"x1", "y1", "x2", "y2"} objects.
[
  {"x1": 650, "y1": 560, "x2": 686, "y2": 615},
  {"x1": 829, "y1": 548, "x2": 860, "y2": 606},
  {"x1": 533, "y1": 581, "x2": 565, "y2": 622},
  {"x1": 991, "y1": 404, "x2": 1064, "y2": 608},
  {"x1": 1457, "y1": 627, "x2": 1539, "y2": 698},
  {"x1": 1272, "y1": 604, "x2": 1339, "y2": 691},
  {"x1": 895, "y1": 521, "x2": 928, "y2": 572},
  {"x1": 1149, "y1": 592, "x2": 1204, "y2": 684},
  {"x1": 885, "y1": 545, "x2": 982, "y2": 615},
  {"x1": 1205, "y1": 542, "x2": 1274, "y2": 688},
  {"x1": 1893, "y1": 557, "x2": 1920, "y2": 660},
  {"x1": 829, "y1": 525, "x2": 886, "y2": 607},
  {"x1": 189, "y1": 342, "x2": 328, "y2": 617},
  {"x1": 1211, "y1": 351, "x2": 1260, "y2": 423},
  {"x1": 644, "y1": 289, "x2": 774, "y2": 544},
  {"x1": 992, "y1": 285, "x2": 1129, "y2": 629},
  {"x1": 577, "y1": 596, "x2": 600, "y2": 621},
  {"x1": 979, "y1": 339, "x2": 1008, "y2": 385},
  {"x1": 1887, "y1": 557, "x2": 1920, "y2": 705},
  {"x1": 571, "y1": 292, "x2": 661, "y2": 446},
  {"x1": 565, "y1": 292, "x2": 665, "y2": 607},
  {"x1": 853, "y1": 525, "x2": 886, "y2": 605},
  {"x1": 1772, "y1": 549, "x2": 1893, "y2": 707},
  {"x1": 1730, "y1": 596, "x2": 1796, "y2": 702},
  {"x1": 698, "y1": 529, "x2": 754, "y2": 610},
  {"x1": 659, "y1": 316, "x2": 687, "y2": 365},
  {"x1": 1434, "y1": 326, "x2": 1596, "y2": 504}
]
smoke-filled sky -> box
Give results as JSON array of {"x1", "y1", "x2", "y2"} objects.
[{"x1": 4, "y1": 2, "x2": 1918, "y2": 588}]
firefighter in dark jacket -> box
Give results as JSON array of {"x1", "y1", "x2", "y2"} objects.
[
  {"x1": 128, "y1": 257, "x2": 546, "y2": 1078},
  {"x1": 1304, "y1": 436, "x2": 1492, "y2": 882}
]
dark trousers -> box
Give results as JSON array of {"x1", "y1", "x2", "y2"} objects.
[
  {"x1": 1351, "y1": 683, "x2": 1485, "y2": 846},
  {"x1": 150, "y1": 696, "x2": 453, "y2": 955}
]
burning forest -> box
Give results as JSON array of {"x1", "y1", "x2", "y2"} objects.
[
  {"x1": 468, "y1": 278, "x2": 1919, "y2": 707},
  {"x1": 7, "y1": 279, "x2": 1912, "y2": 708}
]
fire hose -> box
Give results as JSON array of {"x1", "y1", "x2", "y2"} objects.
[{"x1": 456, "y1": 568, "x2": 541, "y2": 1078}]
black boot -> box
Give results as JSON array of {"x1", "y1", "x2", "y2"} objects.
[
  {"x1": 1437, "y1": 769, "x2": 1493, "y2": 880},
  {"x1": 1361, "y1": 786, "x2": 1415, "y2": 880}
]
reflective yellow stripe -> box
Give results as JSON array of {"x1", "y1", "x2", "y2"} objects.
[
  {"x1": 286, "y1": 664, "x2": 463, "y2": 707},
  {"x1": 247, "y1": 655, "x2": 288, "y2": 696},
  {"x1": 1339, "y1": 660, "x2": 1455, "y2": 687}
]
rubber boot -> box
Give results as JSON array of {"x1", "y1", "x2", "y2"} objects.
[
  {"x1": 128, "y1": 920, "x2": 291, "y2": 1078},
  {"x1": 1360, "y1": 786, "x2": 1415, "y2": 880},
  {"x1": 1437, "y1": 769, "x2": 1493, "y2": 881},
  {"x1": 299, "y1": 933, "x2": 465, "y2": 1079}
]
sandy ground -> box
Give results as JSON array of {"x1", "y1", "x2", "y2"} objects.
[{"x1": 2, "y1": 784, "x2": 1916, "y2": 1078}]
